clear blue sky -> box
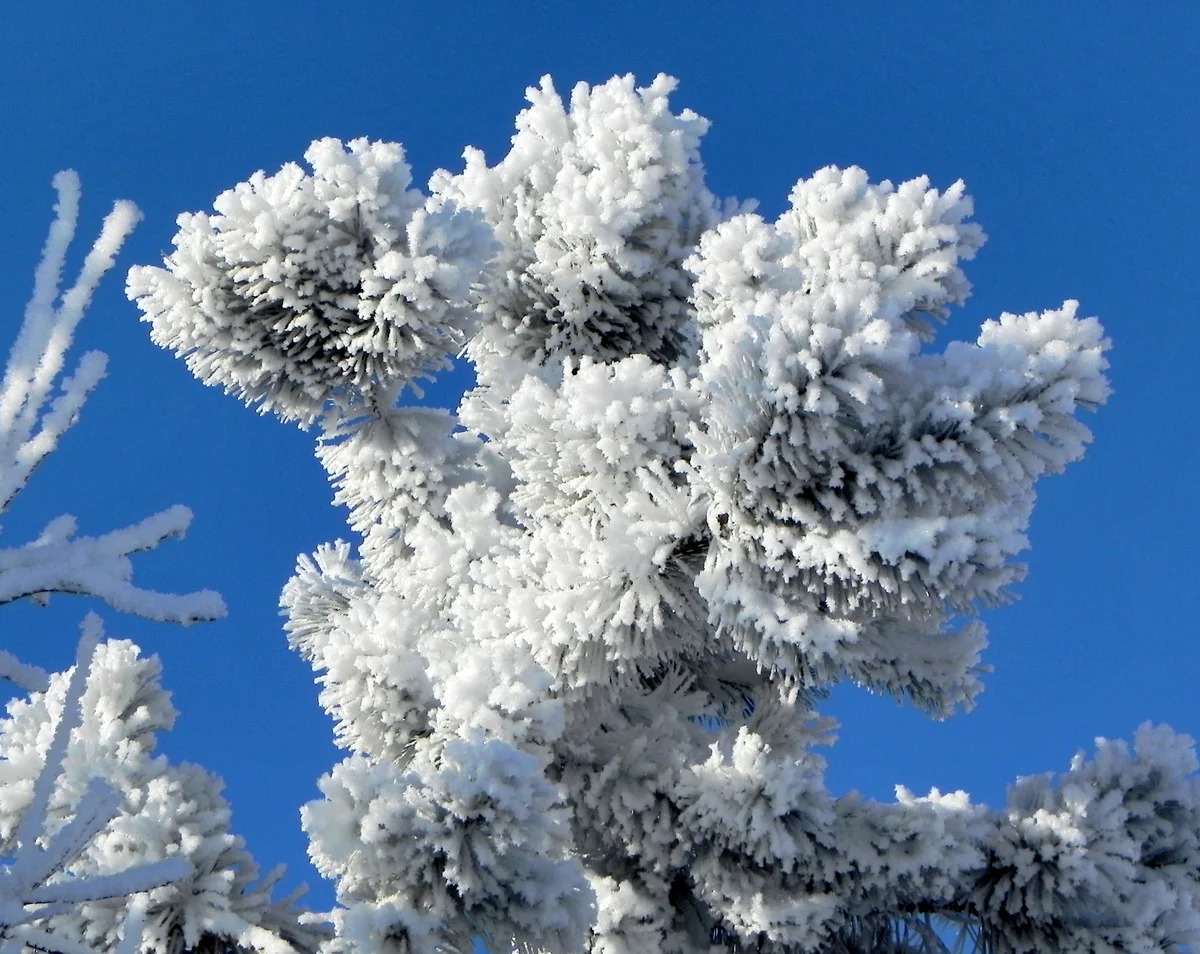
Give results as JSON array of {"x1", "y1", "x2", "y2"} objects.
[{"x1": 1, "y1": 1, "x2": 1196, "y2": 912}]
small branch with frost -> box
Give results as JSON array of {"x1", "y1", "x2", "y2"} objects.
[
  {"x1": 0, "y1": 651, "x2": 50, "y2": 694},
  {"x1": 0, "y1": 506, "x2": 225, "y2": 624},
  {"x1": 0, "y1": 174, "x2": 226, "y2": 625},
  {"x1": 0, "y1": 172, "x2": 141, "y2": 514}
]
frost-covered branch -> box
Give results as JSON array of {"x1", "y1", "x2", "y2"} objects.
[
  {"x1": 0, "y1": 172, "x2": 139, "y2": 514},
  {"x1": 0, "y1": 175, "x2": 226, "y2": 625},
  {"x1": 0, "y1": 626, "x2": 328, "y2": 954},
  {"x1": 132, "y1": 74, "x2": 1194, "y2": 954},
  {"x1": 0, "y1": 623, "x2": 192, "y2": 954},
  {"x1": 0, "y1": 652, "x2": 50, "y2": 695},
  {"x1": 0, "y1": 507, "x2": 223, "y2": 624}
]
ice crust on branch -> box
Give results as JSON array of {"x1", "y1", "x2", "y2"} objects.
[{"x1": 131, "y1": 74, "x2": 1200, "y2": 954}]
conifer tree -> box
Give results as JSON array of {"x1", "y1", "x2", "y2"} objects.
[{"x1": 130, "y1": 75, "x2": 1200, "y2": 954}]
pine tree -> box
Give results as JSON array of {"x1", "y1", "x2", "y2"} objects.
[
  {"x1": 130, "y1": 75, "x2": 1200, "y2": 954},
  {"x1": 0, "y1": 174, "x2": 321, "y2": 954}
]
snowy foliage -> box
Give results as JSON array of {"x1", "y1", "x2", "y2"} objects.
[
  {"x1": 0, "y1": 628, "x2": 327, "y2": 954},
  {"x1": 128, "y1": 140, "x2": 494, "y2": 427},
  {"x1": 132, "y1": 74, "x2": 1200, "y2": 954},
  {"x1": 0, "y1": 176, "x2": 320, "y2": 954},
  {"x1": 430, "y1": 74, "x2": 721, "y2": 380}
]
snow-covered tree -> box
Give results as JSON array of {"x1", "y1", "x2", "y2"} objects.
[
  {"x1": 130, "y1": 74, "x2": 1200, "y2": 954},
  {"x1": 0, "y1": 175, "x2": 323, "y2": 954}
]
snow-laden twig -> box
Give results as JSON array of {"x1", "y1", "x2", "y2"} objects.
[
  {"x1": 0, "y1": 173, "x2": 316, "y2": 954},
  {"x1": 0, "y1": 174, "x2": 226, "y2": 625},
  {"x1": 0, "y1": 507, "x2": 224, "y2": 624},
  {"x1": 0, "y1": 172, "x2": 140, "y2": 514},
  {"x1": 0, "y1": 652, "x2": 50, "y2": 694}
]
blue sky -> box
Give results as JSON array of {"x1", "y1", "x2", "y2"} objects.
[{"x1": 1, "y1": 1, "x2": 1196, "y2": 912}]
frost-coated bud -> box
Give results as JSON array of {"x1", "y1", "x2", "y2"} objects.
[{"x1": 129, "y1": 138, "x2": 495, "y2": 425}]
